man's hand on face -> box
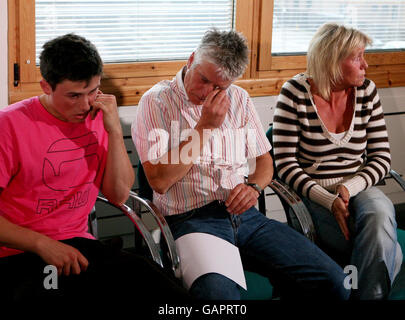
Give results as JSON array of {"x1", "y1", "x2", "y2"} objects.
[
  {"x1": 197, "y1": 89, "x2": 231, "y2": 130},
  {"x1": 90, "y1": 90, "x2": 122, "y2": 134}
]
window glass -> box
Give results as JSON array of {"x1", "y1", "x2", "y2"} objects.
[
  {"x1": 272, "y1": 0, "x2": 405, "y2": 55},
  {"x1": 35, "y1": 0, "x2": 234, "y2": 64}
]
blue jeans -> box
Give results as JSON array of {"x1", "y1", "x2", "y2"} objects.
[
  {"x1": 165, "y1": 201, "x2": 350, "y2": 300},
  {"x1": 302, "y1": 187, "x2": 403, "y2": 300}
]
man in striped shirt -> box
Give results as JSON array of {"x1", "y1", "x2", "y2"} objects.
[
  {"x1": 132, "y1": 28, "x2": 349, "y2": 300},
  {"x1": 273, "y1": 23, "x2": 403, "y2": 299}
]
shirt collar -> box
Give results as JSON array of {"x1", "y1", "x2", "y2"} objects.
[{"x1": 175, "y1": 66, "x2": 191, "y2": 103}]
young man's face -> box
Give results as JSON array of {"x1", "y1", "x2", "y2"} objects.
[
  {"x1": 40, "y1": 75, "x2": 101, "y2": 123},
  {"x1": 183, "y1": 53, "x2": 233, "y2": 105}
]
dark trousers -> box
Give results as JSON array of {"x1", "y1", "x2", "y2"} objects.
[{"x1": 0, "y1": 237, "x2": 190, "y2": 304}]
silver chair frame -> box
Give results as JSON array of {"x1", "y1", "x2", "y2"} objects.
[
  {"x1": 390, "y1": 169, "x2": 405, "y2": 192},
  {"x1": 94, "y1": 195, "x2": 164, "y2": 269},
  {"x1": 268, "y1": 179, "x2": 317, "y2": 242},
  {"x1": 128, "y1": 191, "x2": 181, "y2": 278}
]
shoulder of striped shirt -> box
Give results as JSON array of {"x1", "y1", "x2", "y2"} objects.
[{"x1": 139, "y1": 79, "x2": 177, "y2": 107}]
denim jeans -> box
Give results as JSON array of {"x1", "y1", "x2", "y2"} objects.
[
  {"x1": 165, "y1": 201, "x2": 350, "y2": 300},
  {"x1": 302, "y1": 187, "x2": 403, "y2": 300}
]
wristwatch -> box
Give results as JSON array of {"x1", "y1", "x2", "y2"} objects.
[{"x1": 246, "y1": 182, "x2": 262, "y2": 194}]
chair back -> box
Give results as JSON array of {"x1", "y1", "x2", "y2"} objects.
[
  {"x1": 265, "y1": 124, "x2": 307, "y2": 232},
  {"x1": 137, "y1": 161, "x2": 153, "y2": 201},
  {"x1": 265, "y1": 125, "x2": 280, "y2": 180}
]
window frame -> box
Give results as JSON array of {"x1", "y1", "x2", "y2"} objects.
[
  {"x1": 254, "y1": 0, "x2": 405, "y2": 93},
  {"x1": 7, "y1": 0, "x2": 405, "y2": 106}
]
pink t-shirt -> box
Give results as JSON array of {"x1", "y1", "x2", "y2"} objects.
[{"x1": 0, "y1": 97, "x2": 108, "y2": 257}]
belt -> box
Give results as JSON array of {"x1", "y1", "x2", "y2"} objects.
[{"x1": 165, "y1": 200, "x2": 227, "y2": 225}]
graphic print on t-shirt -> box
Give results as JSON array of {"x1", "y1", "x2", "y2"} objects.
[
  {"x1": 42, "y1": 132, "x2": 101, "y2": 191},
  {"x1": 36, "y1": 132, "x2": 101, "y2": 214}
]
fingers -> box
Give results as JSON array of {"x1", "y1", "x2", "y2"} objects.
[
  {"x1": 47, "y1": 244, "x2": 89, "y2": 276},
  {"x1": 89, "y1": 105, "x2": 100, "y2": 120},
  {"x1": 36, "y1": 237, "x2": 90, "y2": 277},
  {"x1": 332, "y1": 198, "x2": 351, "y2": 241},
  {"x1": 225, "y1": 183, "x2": 241, "y2": 207},
  {"x1": 336, "y1": 213, "x2": 350, "y2": 241},
  {"x1": 63, "y1": 262, "x2": 75, "y2": 276},
  {"x1": 59, "y1": 254, "x2": 88, "y2": 276},
  {"x1": 67, "y1": 252, "x2": 89, "y2": 276},
  {"x1": 203, "y1": 88, "x2": 229, "y2": 109},
  {"x1": 336, "y1": 185, "x2": 350, "y2": 206},
  {"x1": 198, "y1": 97, "x2": 230, "y2": 130},
  {"x1": 78, "y1": 252, "x2": 89, "y2": 273},
  {"x1": 91, "y1": 92, "x2": 118, "y2": 114},
  {"x1": 203, "y1": 89, "x2": 228, "y2": 115},
  {"x1": 204, "y1": 88, "x2": 222, "y2": 105},
  {"x1": 91, "y1": 92, "x2": 122, "y2": 133},
  {"x1": 225, "y1": 184, "x2": 258, "y2": 215},
  {"x1": 211, "y1": 90, "x2": 229, "y2": 113}
]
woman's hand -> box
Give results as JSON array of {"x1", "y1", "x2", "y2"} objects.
[
  {"x1": 336, "y1": 184, "x2": 350, "y2": 207},
  {"x1": 331, "y1": 194, "x2": 350, "y2": 241}
]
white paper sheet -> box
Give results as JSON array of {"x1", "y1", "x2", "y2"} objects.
[{"x1": 175, "y1": 232, "x2": 247, "y2": 290}]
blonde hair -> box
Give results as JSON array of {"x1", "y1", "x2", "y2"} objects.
[{"x1": 306, "y1": 23, "x2": 372, "y2": 100}]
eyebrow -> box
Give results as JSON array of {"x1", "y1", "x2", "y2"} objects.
[
  {"x1": 199, "y1": 71, "x2": 228, "y2": 90},
  {"x1": 67, "y1": 85, "x2": 100, "y2": 96}
]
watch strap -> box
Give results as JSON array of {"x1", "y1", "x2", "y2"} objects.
[{"x1": 246, "y1": 182, "x2": 262, "y2": 194}]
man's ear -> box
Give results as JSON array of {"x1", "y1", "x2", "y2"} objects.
[
  {"x1": 40, "y1": 79, "x2": 52, "y2": 95},
  {"x1": 186, "y1": 52, "x2": 195, "y2": 69}
]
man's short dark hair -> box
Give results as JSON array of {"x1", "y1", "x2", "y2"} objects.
[{"x1": 39, "y1": 33, "x2": 103, "y2": 90}]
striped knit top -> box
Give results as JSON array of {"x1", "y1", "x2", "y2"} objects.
[
  {"x1": 132, "y1": 67, "x2": 270, "y2": 215},
  {"x1": 273, "y1": 73, "x2": 391, "y2": 211}
]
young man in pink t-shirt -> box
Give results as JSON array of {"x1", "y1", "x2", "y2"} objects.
[{"x1": 0, "y1": 34, "x2": 188, "y2": 304}]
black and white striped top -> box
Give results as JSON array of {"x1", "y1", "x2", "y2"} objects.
[{"x1": 273, "y1": 73, "x2": 391, "y2": 210}]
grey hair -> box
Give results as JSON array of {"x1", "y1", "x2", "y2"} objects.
[
  {"x1": 306, "y1": 23, "x2": 372, "y2": 100},
  {"x1": 193, "y1": 28, "x2": 249, "y2": 80}
]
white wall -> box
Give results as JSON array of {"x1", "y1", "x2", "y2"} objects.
[{"x1": 0, "y1": 1, "x2": 7, "y2": 108}]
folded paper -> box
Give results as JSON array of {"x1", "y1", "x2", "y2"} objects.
[{"x1": 175, "y1": 232, "x2": 247, "y2": 290}]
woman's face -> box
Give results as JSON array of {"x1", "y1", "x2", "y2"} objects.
[{"x1": 339, "y1": 47, "x2": 368, "y2": 88}]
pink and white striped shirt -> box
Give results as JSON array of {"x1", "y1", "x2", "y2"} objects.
[{"x1": 132, "y1": 68, "x2": 271, "y2": 215}]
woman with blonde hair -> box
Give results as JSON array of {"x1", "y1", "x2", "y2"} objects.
[{"x1": 273, "y1": 23, "x2": 403, "y2": 299}]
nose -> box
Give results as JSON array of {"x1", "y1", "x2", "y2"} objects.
[
  {"x1": 79, "y1": 96, "x2": 91, "y2": 112},
  {"x1": 361, "y1": 57, "x2": 368, "y2": 69}
]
